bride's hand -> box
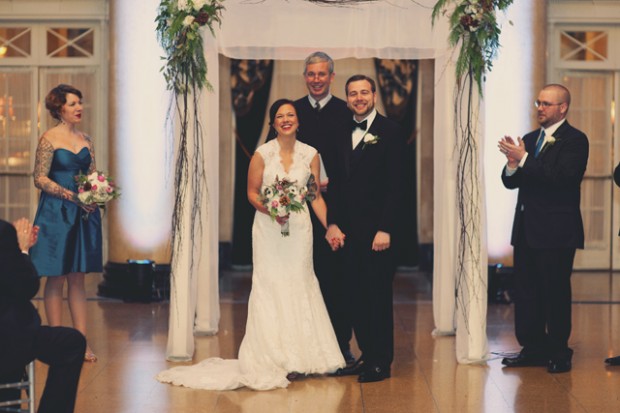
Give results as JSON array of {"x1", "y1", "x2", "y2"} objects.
[
  {"x1": 275, "y1": 214, "x2": 289, "y2": 226},
  {"x1": 325, "y1": 225, "x2": 345, "y2": 251}
]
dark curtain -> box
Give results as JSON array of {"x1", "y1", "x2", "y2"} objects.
[
  {"x1": 374, "y1": 59, "x2": 419, "y2": 267},
  {"x1": 230, "y1": 60, "x2": 274, "y2": 266}
]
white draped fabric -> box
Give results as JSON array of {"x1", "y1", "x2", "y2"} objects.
[{"x1": 165, "y1": 0, "x2": 491, "y2": 363}]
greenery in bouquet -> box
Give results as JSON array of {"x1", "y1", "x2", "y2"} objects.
[
  {"x1": 432, "y1": 0, "x2": 513, "y2": 95},
  {"x1": 260, "y1": 175, "x2": 313, "y2": 237},
  {"x1": 156, "y1": 0, "x2": 225, "y2": 93},
  {"x1": 75, "y1": 171, "x2": 121, "y2": 207}
]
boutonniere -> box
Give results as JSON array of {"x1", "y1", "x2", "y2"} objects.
[
  {"x1": 540, "y1": 136, "x2": 557, "y2": 155},
  {"x1": 362, "y1": 133, "x2": 380, "y2": 149}
]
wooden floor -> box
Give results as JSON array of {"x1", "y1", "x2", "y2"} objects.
[{"x1": 24, "y1": 269, "x2": 620, "y2": 413}]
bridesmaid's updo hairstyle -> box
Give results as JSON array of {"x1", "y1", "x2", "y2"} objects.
[
  {"x1": 266, "y1": 98, "x2": 296, "y2": 140},
  {"x1": 45, "y1": 84, "x2": 83, "y2": 121}
]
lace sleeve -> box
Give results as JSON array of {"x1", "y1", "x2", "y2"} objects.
[
  {"x1": 33, "y1": 136, "x2": 77, "y2": 202},
  {"x1": 85, "y1": 135, "x2": 97, "y2": 174}
]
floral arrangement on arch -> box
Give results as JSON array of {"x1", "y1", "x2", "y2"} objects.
[
  {"x1": 431, "y1": 0, "x2": 513, "y2": 335},
  {"x1": 432, "y1": 0, "x2": 513, "y2": 95},
  {"x1": 156, "y1": 0, "x2": 224, "y2": 93},
  {"x1": 155, "y1": 0, "x2": 225, "y2": 273}
]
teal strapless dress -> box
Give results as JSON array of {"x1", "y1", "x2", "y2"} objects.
[{"x1": 30, "y1": 147, "x2": 103, "y2": 276}]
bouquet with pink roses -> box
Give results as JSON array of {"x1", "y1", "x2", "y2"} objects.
[
  {"x1": 260, "y1": 174, "x2": 316, "y2": 237},
  {"x1": 75, "y1": 171, "x2": 121, "y2": 212}
]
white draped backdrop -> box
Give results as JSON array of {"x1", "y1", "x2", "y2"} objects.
[{"x1": 159, "y1": 0, "x2": 498, "y2": 363}]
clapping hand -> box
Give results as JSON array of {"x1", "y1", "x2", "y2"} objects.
[
  {"x1": 325, "y1": 224, "x2": 345, "y2": 251},
  {"x1": 498, "y1": 135, "x2": 524, "y2": 168},
  {"x1": 13, "y1": 218, "x2": 39, "y2": 251}
]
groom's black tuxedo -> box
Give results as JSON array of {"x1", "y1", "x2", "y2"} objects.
[
  {"x1": 502, "y1": 120, "x2": 588, "y2": 362},
  {"x1": 328, "y1": 112, "x2": 406, "y2": 370}
]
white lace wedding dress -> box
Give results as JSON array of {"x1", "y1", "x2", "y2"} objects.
[{"x1": 156, "y1": 139, "x2": 345, "y2": 391}]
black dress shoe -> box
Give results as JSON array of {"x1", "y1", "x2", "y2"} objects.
[
  {"x1": 501, "y1": 353, "x2": 547, "y2": 368},
  {"x1": 605, "y1": 356, "x2": 620, "y2": 366},
  {"x1": 330, "y1": 359, "x2": 366, "y2": 377},
  {"x1": 357, "y1": 365, "x2": 390, "y2": 383},
  {"x1": 342, "y1": 350, "x2": 356, "y2": 366},
  {"x1": 547, "y1": 359, "x2": 571, "y2": 373}
]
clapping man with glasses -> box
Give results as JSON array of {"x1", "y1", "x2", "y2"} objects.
[{"x1": 498, "y1": 84, "x2": 589, "y2": 373}]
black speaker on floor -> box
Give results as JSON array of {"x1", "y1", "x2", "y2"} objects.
[{"x1": 98, "y1": 260, "x2": 170, "y2": 303}]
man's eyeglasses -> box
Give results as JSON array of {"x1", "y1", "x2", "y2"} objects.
[{"x1": 534, "y1": 100, "x2": 564, "y2": 109}]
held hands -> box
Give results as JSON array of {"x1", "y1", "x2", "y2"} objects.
[
  {"x1": 325, "y1": 224, "x2": 346, "y2": 251},
  {"x1": 13, "y1": 218, "x2": 39, "y2": 251},
  {"x1": 498, "y1": 135, "x2": 525, "y2": 168}
]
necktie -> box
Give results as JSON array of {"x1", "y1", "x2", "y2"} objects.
[
  {"x1": 352, "y1": 119, "x2": 367, "y2": 131},
  {"x1": 314, "y1": 101, "x2": 321, "y2": 113},
  {"x1": 535, "y1": 129, "x2": 545, "y2": 157}
]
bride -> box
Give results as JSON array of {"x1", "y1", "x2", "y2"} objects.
[{"x1": 157, "y1": 99, "x2": 345, "y2": 390}]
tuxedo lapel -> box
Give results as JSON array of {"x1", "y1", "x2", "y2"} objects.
[
  {"x1": 344, "y1": 133, "x2": 353, "y2": 178},
  {"x1": 539, "y1": 121, "x2": 570, "y2": 159}
]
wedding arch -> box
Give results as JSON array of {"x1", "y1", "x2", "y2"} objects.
[{"x1": 165, "y1": 0, "x2": 491, "y2": 364}]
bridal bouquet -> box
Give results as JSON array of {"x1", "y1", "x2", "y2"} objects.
[
  {"x1": 75, "y1": 171, "x2": 121, "y2": 213},
  {"x1": 260, "y1": 175, "x2": 316, "y2": 237}
]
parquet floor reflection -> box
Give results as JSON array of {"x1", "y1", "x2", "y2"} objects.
[{"x1": 26, "y1": 270, "x2": 620, "y2": 412}]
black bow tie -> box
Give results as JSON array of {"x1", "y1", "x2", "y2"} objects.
[{"x1": 352, "y1": 119, "x2": 367, "y2": 131}]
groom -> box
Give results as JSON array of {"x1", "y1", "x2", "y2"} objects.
[{"x1": 327, "y1": 74, "x2": 405, "y2": 383}]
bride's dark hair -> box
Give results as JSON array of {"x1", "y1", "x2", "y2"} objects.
[{"x1": 266, "y1": 98, "x2": 297, "y2": 141}]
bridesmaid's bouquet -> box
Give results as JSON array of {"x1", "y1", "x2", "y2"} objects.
[
  {"x1": 260, "y1": 175, "x2": 316, "y2": 237},
  {"x1": 75, "y1": 171, "x2": 121, "y2": 215}
]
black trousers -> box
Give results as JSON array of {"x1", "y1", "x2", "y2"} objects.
[
  {"x1": 0, "y1": 326, "x2": 86, "y2": 413},
  {"x1": 309, "y1": 203, "x2": 352, "y2": 354},
  {"x1": 513, "y1": 225, "x2": 576, "y2": 360},
  {"x1": 344, "y1": 237, "x2": 396, "y2": 368}
]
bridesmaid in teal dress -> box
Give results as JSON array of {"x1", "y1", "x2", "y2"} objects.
[{"x1": 30, "y1": 84, "x2": 102, "y2": 362}]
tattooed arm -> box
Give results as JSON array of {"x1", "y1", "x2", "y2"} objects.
[
  {"x1": 85, "y1": 135, "x2": 97, "y2": 174},
  {"x1": 33, "y1": 136, "x2": 78, "y2": 202}
]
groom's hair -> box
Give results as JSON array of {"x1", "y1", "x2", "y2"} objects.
[
  {"x1": 304, "y1": 51, "x2": 334, "y2": 74},
  {"x1": 345, "y1": 75, "x2": 376, "y2": 95}
]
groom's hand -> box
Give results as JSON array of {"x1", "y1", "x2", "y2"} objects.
[
  {"x1": 372, "y1": 231, "x2": 390, "y2": 252},
  {"x1": 326, "y1": 224, "x2": 345, "y2": 251}
]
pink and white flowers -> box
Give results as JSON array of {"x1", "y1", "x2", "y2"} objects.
[
  {"x1": 75, "y1": 171, "x2": 121, "y2": 206},
  {"x1": 260, "y1": 175, "x2": 315, "y2": 237}
]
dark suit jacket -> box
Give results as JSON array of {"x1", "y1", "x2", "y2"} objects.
[
  {"x1": 0, "y1": 219, "x2": 41, "y2": 373},
  {"x1": 294, "y1": 95, "x2": 351, "y2": 182},
  {"x1": 501, "y1": 120, "x2": 589, "y2": 249},
  {"x1": 328, "y1": 112, "x2": 406, "y2": 244}
]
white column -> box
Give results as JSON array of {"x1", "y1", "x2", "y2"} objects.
[
  {"x1": 195, "y1": 36, "x2": 221, "y2": 335},
  {"x1": 432, "y1": 51, "x2": 457, "y2": 336}
]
